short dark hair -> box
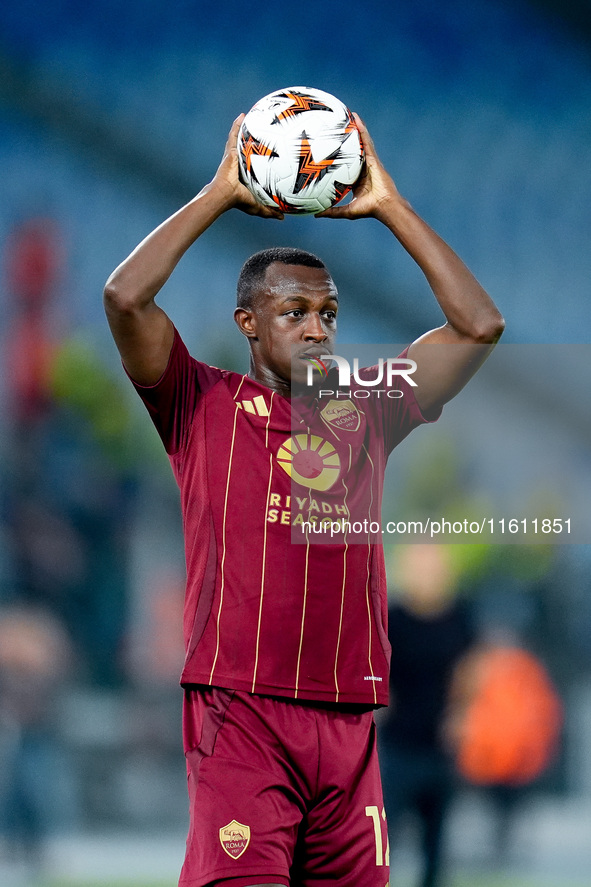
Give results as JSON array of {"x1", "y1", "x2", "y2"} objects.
[{"x1": 236, "y1": 247, "x2": 327, "y2": 309}]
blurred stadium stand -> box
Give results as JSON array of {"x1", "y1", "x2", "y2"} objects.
[
  {"x1": 0, "y1": 0, "x2": 591, "y2": 345},
  {"x1": 0, "y1": 0, "x2": 591, "y2": 882}
]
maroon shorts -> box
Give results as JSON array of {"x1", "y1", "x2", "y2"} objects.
[{"x1": 179, "y1": 687, "x2": 389, "y2": 887}]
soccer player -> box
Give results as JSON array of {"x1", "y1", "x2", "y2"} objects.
[{"x1": 103, "y1": 113, "x2": 504, "y2": 887}]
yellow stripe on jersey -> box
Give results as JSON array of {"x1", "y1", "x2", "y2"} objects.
[
  {"x1": 251, "y1": 393, "x2": 275, "y2": 691},
  {"x1": 362, "y1": 442, "x2": 378, "y2": 705},
  {"x1": 210, "y1": 379, "x2": 246, "y2": 683},
  {"x1": 294, "y1": 489, "x2": 313, "y2": 699},
  {"x1": 333, "y1": 445, "x2": 353, "y2": 702}
]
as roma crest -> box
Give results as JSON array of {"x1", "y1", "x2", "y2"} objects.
[
  {"x1": 219, "y1": 820, "x2": 251, "y2": 859},
  {"x1": 320, "y1": 399, "x2": 360, "y2": 433}
]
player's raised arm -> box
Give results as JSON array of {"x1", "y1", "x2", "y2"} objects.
[
  {"x1": 103, "y1": 115, "x2": 284, "y2": 385},
  {"x1": 317, "y1": 115, "x2": 505, "y2": 417}
]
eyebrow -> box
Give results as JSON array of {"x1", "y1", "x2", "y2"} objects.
[{"x1": 278, "y1": 294, "x2": 339, "y2": 305}]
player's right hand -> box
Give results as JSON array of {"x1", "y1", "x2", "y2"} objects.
[{"x1": 211, "y1": 116, "x2": 284, "y2": 220}]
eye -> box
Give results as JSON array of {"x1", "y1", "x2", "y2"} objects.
[
  {"x1": 323, "y1": 310, "x2": 337, "y2": 321},
  {"x1": 286, "y1": 309, "x2": 304, "y2": 318}
]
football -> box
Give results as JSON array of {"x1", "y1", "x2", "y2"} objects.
[{"x1": 237, "y1": 86, "x2": 364, "y2": 215}]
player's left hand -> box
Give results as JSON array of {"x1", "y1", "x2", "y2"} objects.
[{"x1": 315, "y1": 114, "x2": 406, "y2": 221}]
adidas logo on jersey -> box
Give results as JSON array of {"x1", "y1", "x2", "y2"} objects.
[{"x1": 236, "y1": 396, "x2": 269, "y2": 417}]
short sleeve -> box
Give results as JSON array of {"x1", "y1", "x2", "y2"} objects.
[
  {"x1": 359, "y1": 347, "x2": 442, "y2": 455},
  {"x1": 126, "y1": 327, "x2": 223, "y2": 454}
]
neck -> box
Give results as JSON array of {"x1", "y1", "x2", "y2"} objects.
[{"x1": 248, "y1": 357, "x2": 291, "y2": 397}]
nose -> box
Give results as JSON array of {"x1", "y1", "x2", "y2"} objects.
[{"x1": 303, "y1": 312, "x2": 328, "y2": 342}]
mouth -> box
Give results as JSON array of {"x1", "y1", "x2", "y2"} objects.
[{"x1": 299, "y1": 347, "x2": 334, "y2": 360}]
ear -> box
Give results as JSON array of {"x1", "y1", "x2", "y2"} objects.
[{"x1": 234, "y1": 306, "x2": 258, "y2": 339}]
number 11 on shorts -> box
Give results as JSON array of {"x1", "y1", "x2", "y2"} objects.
[{"x1": 365, "y1": 805, "x2": 390, "y2": 867}]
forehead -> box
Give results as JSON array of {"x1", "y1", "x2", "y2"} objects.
[{"x1": 260, "y1": 262, "x2": 337, "y2": 301}]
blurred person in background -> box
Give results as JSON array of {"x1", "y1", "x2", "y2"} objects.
[
  {"x1": 0, "y1": 606, "x2": 78, "y2": 872},
  {"x1": 378, "y1": 544, "x2": 477, "y2": 887},
  {"x1": 447, "y1": 628, "x2": 563, "y2": 867},
  {"x1": 2, "y1": 215, "x2": 131, "y2": 690}
]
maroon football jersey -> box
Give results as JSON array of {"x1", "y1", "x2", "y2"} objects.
[{"x1": 130, "y1": 329, "x2": 432, "y2": 706}]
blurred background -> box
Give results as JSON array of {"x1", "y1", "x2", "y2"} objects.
[{"x1": 0, "y1": 0, "x2": 590, "y2": 885}]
